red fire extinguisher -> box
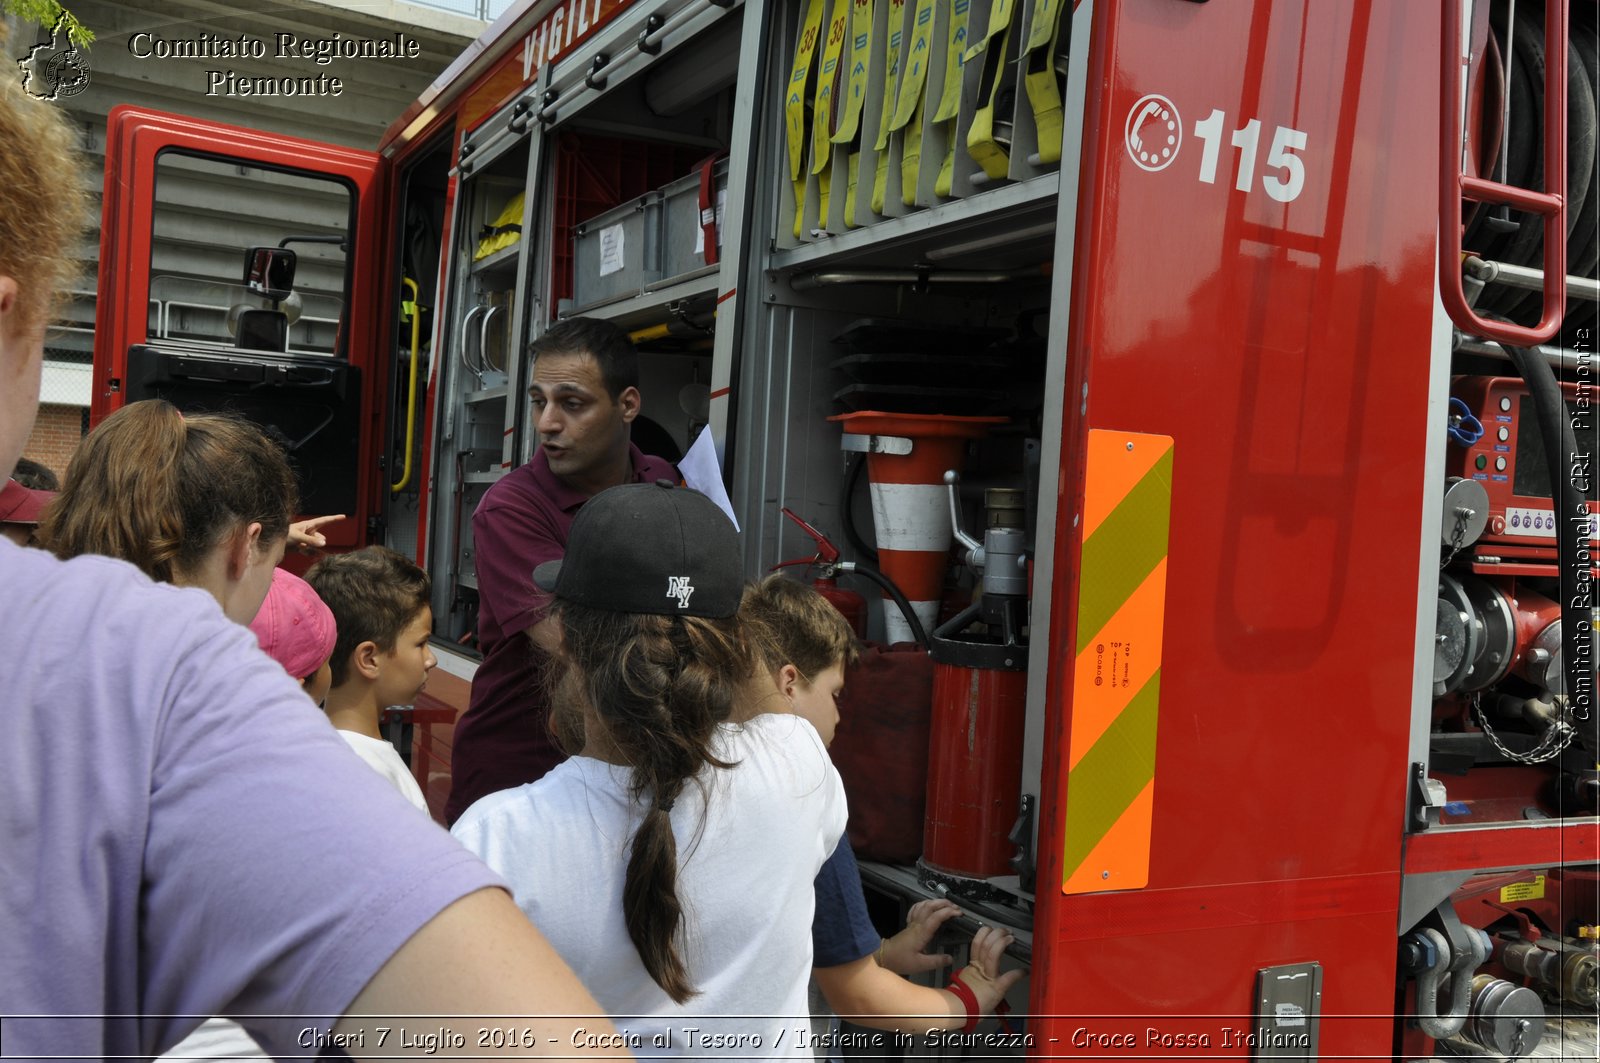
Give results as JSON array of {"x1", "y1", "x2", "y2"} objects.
[{"x1": 774, "y1": 508, "x2": 869, "y2": 638}]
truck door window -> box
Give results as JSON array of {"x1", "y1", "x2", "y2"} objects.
[{"x1": 148, "y1": 152, "x2": 354, "y2": 358}]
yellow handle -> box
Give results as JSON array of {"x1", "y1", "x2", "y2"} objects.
[{"x1": 390, "y1": 277, "x2": 422, "y2": 493}]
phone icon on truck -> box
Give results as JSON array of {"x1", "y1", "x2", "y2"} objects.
[{"x1": 1126, "y1": 93, "x2": 1181, "y2": 171}]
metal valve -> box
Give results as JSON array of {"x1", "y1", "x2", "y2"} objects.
[{"x1": 943, "y1": 470, "x2": 1028, "y2": 600}]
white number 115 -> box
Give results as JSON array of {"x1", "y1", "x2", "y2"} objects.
[{"x1": 1194, "y1": 109, "x2": 1308, "y2": 203}]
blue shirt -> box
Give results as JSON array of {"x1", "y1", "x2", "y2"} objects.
[{"x1": 812, "y1": 838, "x2": 881, "y2": 967}]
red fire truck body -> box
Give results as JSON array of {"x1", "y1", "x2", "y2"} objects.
[{"x1": 91, "y1": 0, "x2": 1598, "y2": 1055}]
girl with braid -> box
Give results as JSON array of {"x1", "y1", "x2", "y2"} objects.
[{"x1": 454, "y1": 482, "x2": 846, "y2": 1056}]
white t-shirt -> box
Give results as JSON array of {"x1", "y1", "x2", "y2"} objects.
[
  {"x1": 339, "y1": 731, "x2": 429, "y2": 812},
  {"x1": 160, "y1": 1018, "x2": 266, "y2": 1061},
  {"x1": 454, "y1": 713, "x2": 846, "y2": 1059}
]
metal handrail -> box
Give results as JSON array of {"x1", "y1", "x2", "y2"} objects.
[
  {"x1": 1440, "y1": 0, "x2": 1567, "y2": 346},
  {"x1": 459, "y1": 304, "x2": 488, "y2": 386},
  {"x1": 391, "y1": 278, "x2": 423, "y2": 493}
]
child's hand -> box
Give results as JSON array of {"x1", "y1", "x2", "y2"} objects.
[
  {"x1": 289, "y1": 514, "x2": 346, "y2": 553},
  {"x1": 877, "y1": 897, "x2": 962, "y2": 974},
  {"x1": 953, "y1": 924, "x2": 1026, "y2": 1016}
]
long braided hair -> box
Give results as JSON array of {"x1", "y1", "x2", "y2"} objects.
[{"x1": 553, "y1": 600, "x2": 751, "y2": 1003}]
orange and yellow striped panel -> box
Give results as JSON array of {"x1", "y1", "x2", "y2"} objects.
[{"x1": 1060, "y1": 430, "x2": 1173, "y2": 895}]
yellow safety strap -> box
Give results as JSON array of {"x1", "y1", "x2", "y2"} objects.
[
  {"x1": 932, "y1": 0, "x2": 970, "y2": 197},
  {"x1": 786, "y1": 0, "x2": 827, "y2": 238},
  {"x1": 830, "y1": 0, "x2": 875, "y2": 228},
  {"x1": 899, "y1": 92, "x2": 924, "y2": 204},
  {"x1": 933, "y1": 0, "x2": 969, "y2": 122},
  {"x1": 833, "y1": 0, "x2": 874, "y2": 144},
  {"x1": 813, "y1": 0, "x2": 852, "y2": 222},
  {"x1": 965, "y1": 0, "x2": 1015, "y2": 180},
  {"x1": 1021, "y1": 0, "x2": 1067, "y2": 164},
  {"x1": 935, "y1": 148, "x2": 957, "y2": 197},
  {"x1": 889, "y1": 0, "x2": 936, "y2": 204},
  {"x1": 814, "y1": 1, "x2": 850, "y2": 171},
  {"x1": 889, "y1": 0, "x2": 937, "y2": 131},
  {"x1": 870, "y1": 0, "x2": 907, "y2": 214},
  {"x1": 844, "y1": 150, "x2": 862, "y2": 222}
]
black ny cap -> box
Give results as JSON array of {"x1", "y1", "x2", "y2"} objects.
[{"x1": 533, "y1": 481, "x2": 742, "y2": 618}]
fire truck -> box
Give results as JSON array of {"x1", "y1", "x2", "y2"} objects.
[{"x1": 91, "y1": 0, "x2": 1598, "y2": 1056}]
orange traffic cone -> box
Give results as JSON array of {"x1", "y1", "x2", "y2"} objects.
[{"x1": 830, "y1": 411, "x2": 1005, "y2": 644}]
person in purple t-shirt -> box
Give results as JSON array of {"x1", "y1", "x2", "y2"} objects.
[
  {"x1": 447, "y1": 317, "x2": 676, "y2": 824},
  {"x1": 0, "y1": 40, "x2": 617, "y2": 1060}
]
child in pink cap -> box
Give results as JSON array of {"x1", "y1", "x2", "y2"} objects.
[{"x1": 248, "y1": 567, "x2": 338, "y2": 705}]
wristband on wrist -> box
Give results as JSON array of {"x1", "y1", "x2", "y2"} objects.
[
  {"x1": 946, "y1": 969, "x2": 981, "y2": 1033},
  {"x1": 875, "y1": 939, "x2": 885, "y2": 966}
]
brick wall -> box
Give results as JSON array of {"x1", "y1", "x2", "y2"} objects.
[{"x1": 20, "y1": 404, "x2": 85, "y2": 483}]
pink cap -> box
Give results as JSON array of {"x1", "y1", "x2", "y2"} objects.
[
  {"x1": 0, "y1": 479, "x2": 53, "y2": 525},
  {"x1": 249, "y1": 568, "x2": 337, "y2": 681}
]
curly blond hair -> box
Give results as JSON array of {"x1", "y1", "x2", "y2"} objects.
[{"x1": 0, "y1": 21, "x2": 91, "y2": 334}]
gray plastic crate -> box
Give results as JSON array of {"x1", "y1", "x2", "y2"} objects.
[
  {"x1": 572, "y1": 191, "x2": 662, "y2": 310},
  {"x1": 659, "y1": 159, "x2": 729, "y2": 284}
]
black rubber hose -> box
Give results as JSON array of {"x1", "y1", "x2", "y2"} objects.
[
  {"x1": 1509, "y1": 28, "x2": 1600, "y2": 323},
  {"x1": 1481, "y1": 5, "x2": 1547, "y2": 317},
  {"x1": 847, "y1": 563, "x2": 929, "y2": 648},
  {"x1": 1470, "y1": 3, "x2": 1541, "y2": 276},
  {"x1": 841, "y1": 451, "x2": 879, "y2": 563},
  {"x1": 1501, "y1": 341, "x2": 1597, "y2": 752}
]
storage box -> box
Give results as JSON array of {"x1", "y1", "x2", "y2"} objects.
[
  {"x1": 571, "y1": 191, "x2": 662, "y2": 310},
  {"x1": 658, "y1": 158, "x2": 728, "y2": 284}
]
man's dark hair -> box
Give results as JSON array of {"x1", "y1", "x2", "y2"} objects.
[{"x1": 528, "y1": 317, "x2": 639, "y2": 400}]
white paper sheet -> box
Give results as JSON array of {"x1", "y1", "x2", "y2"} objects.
[{"x1": 677, "y1": 425, "x2": 739, "y2": 532}]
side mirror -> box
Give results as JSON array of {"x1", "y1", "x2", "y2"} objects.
[{"x1": 243, "y1": 247, "x2": 297, "y2": 300}]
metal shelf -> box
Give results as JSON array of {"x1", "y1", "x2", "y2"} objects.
[
  {"x1": 769, "y1": 172, "x2": 1062, "y2": 274},
  {"x1": 471, "y1": 244, "x2": 521, "y2": 278},
  {"x1": 561, "y1": 270, "x2": 720, "y2": 332},
  {"x1": 462, "y1": 470, "x2": 506, "y2": 484},
  {"x1": 463, "y1": 385, "x2": 510, "y2": 405}
]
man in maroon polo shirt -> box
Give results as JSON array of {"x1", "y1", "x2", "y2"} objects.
[{"x1": 445, "y1": 317, "x2": 677, "y2": 824}]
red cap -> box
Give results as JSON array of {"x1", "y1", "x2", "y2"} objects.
[{"x1": 0, "y1": 479, "x2": 53, "y2": 525}]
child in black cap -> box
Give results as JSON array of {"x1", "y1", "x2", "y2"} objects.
[{"x1": 453, "y1": 481, "x2": 846, "y2": 1054}]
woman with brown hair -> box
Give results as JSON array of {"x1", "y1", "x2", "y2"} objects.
[
  {"x1": 453, "y1": 481, "x2": 847, "y2": 1054},
  {"x1": 40, "y1": 398, "x2": 297, "y2": 624}
]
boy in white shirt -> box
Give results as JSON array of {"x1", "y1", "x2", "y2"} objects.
[{"x1": 306, "y1": 546, "x2": 436, "y2": 812}]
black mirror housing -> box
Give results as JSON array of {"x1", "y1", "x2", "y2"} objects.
[{"x1": 243, "y1": 247, "x2": 297, "y2": 300}]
